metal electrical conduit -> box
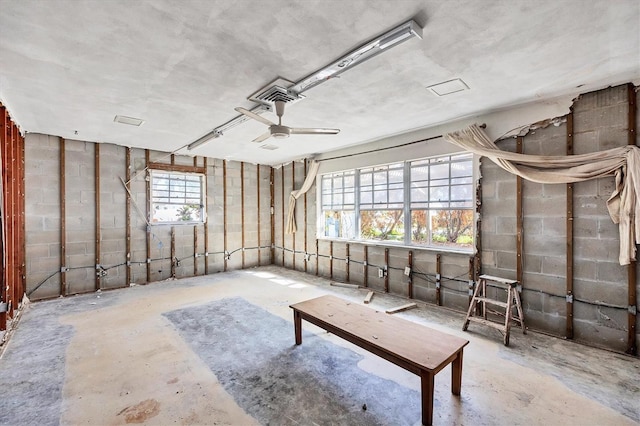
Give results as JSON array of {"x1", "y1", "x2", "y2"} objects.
[
  {"x1": 276, "y1": 245, "x2": 630, "y2": 311},
  {"x1": 27, "y1": 244, "x2": 272, "y2": 297}
]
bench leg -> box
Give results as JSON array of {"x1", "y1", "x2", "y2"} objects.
[
  {"x1": 293, "y1": 310, "x2": 302, "y2": 345},
  {"x1": 420, "y1": 370, "x2": 434, "y2": 426},
  {"x1": 451, "y1": 349, "x2": 464, "y2": 395}
]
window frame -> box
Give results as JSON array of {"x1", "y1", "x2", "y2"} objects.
[
  {"x1": 149, "y1": 169, "x2": 207, "y2": 225},
  {"x1": 317, "y1": 152, "x2": 476, "y2": 253}
]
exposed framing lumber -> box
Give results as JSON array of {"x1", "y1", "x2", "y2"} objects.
[
  {"x1": 193, "y1": 225, "x2": 198, "y2": 276},
  {"x1": 0, "y1": 105, "x2": 7, "y2": 328},
  {"x1": 566, "y1": 111, "x2": 575, "y2": 340},
  {"x1": 384, "y1": 248, "x2": 389, "y2": 293},
  {"x1": 627, "y1": 82, "x2": 637, "y2": 355},
  {"x1": 364, "y1": 291, "x2": 374, "y2": 304},
  {"x1": 436, "y1": 254, "x2": 442, "y2": 306},
  {"x1": 330, "y1": 282, "x2": 359, "y2": 289},
  {"x1": 304, "y1": 160, "x2": 308, "y2": 273},
  {"x1": 408, "y1": 251, "x2": 413, "y2": 299},
  {"x1": 125, "y1": 147, "x2": 131, "y2": 286},
  {"x1": 315, "y1": 239, "x2": 319, "y2": 276},
  {"x1": 281, "y1": 166, "x2": 285, "y2": 266},
  {"x1": 329, "y1": 241, "x2": 334, "y2": 279},
  {"x1": 468, "y1": 257, "x2": 474, "y2": 305},
  {"x1": 204, "y1": 158, "x2": 209, "y2": 275},
  {"x1": 257, "y1": 164, "x2": 261, "y2": 266},
  {"x1": 147, "y1": 161, "x2": 206, "y2": 174},
  {"x1": 346, "y1": 243, "x2": 350, "y2": 282},
  {"x1": 363, "y1": 245, "x2": 368, "y2": 288},
  {"x1": 95, "y1": 144, "x2": 101, "y2": 291},
  {"x1": 223, "y1": 160, "x2": 228, "y2": 272},
  {"x1": 18, "y1": 131, "x2": 25, "y2": 302},
  {"x1": 270, "y1": 168, "x2": 275, "y2": 264},
  {"x1": 241, "y1": 161, "x2": 245, "y2": 269},
  {"x1": 516, "y1": 136, "x2": 524, "y2": 286},
  {"x1": 292, "y1": 161, "x2": 295, "y2": 270},
  {"x1": 60, "y1": 138, "x2": 67, "y2": 296},
  {"x1": 171, "y1": 226, "x2": 176, "y2": 278},
  {"x1": 385, "y1": 302, "x2": 417, "y2": 314},
  {"x1": 145, "y1": 150, "x2": 151, "y2": 283}
]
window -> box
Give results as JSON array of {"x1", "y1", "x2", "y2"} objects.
[
  {"x1": 150, "y1": 170, "x2": 205, "y2": 224},
  {"x1": 318, "y1": 153, "x2": 474, "y2": 251}
]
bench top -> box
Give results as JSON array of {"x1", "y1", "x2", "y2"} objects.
[{"x1": 290, "y1": 295, "x2": 468, "y2": 372}]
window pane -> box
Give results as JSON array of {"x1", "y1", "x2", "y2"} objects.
[
  {"x1": 151, "y1": 171, "x2": 205, "y2": 223},
  {"x1": 360, "y1": 210, "x2": 404, "y2": 242},
  {"x1": 411, "y1": 210, "x2": 429, "y2": 245},
  {"x1": 430, "y1": 163, "x2": 449, "y2": 180},
  {"x1": 430, "y1": 186, "x2": 449, "y2": 201},
  {"x1": 430, "y1": 209, "x2": 474, "y2": 250},
  {"x1": 323, "y1": 210, "x2": 355, "y2": 239}
]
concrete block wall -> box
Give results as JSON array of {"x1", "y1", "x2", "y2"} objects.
[{"x1": 25, "y1": 137, "x2": 273, "y2": 299}]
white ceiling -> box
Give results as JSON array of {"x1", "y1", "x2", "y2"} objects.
[{"x1": 0, "y1": 0, "x2": 638, "y2": 166}]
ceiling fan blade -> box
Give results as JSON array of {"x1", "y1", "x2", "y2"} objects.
[
  {"x1": 252, "y1": 131, "x2": 272, "y2": 143},
  {"x1": 234, "y1": 107, "x2": 275, "y2": 126},
  {"x1": 290, "y1": 128, "x2": 340, "y2": 135}
]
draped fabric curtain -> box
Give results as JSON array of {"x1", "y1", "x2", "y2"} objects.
[
  {"x1": 444, "y1": 124, "x2": 640, "y2": 266},
  {"x1": 286, "y1": 160, "x2": 320, "y2": 234}
]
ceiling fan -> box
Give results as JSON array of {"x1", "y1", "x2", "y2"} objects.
[{"x1": 235, "y1": 100, "x2": 340, "y2": 143}]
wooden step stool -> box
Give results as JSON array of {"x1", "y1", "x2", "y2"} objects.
[{"x1": 462, "y1": 275, "x2": 526, "y2": 346}]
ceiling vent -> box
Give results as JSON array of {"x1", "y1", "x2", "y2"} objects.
[{"x1": 248, "y1": 78, "x2": 304, "y2": 106}]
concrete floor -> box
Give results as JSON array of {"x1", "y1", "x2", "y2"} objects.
[{"x1": 0, "y1": 266, "x2": 638, "y2": 425}]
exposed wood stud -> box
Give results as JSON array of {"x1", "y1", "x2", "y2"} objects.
[
  {"x1": 257, "y1": 165, "x2": 261, "y2": 266},
  {"x1": 566, "y1": 111, "x2": 574, "y2": 340},
  {"x1": 346, "y1": 243, "x2": 350, "y2": 283},
  {"x1": 171, "y1": 226, "x2": 176, "y2": 278},
  {"x1": 203, "y1": 158, "x2": 209, "y2": 275},
  {"x1": 627, "y1": 82, "x2": 637, "y2": 355},
  {"x1": 516, "y1": 136, "x2": 523, "y2": 287},
  {"x1": 193, "y1": 225, "x2": 198, "y2": 276},
  {"x1": 384, "y1": 248, "x2": 389, "y2": 293},
  {"x1": 270, "y1": 168, "x2": 275, "y2": 264},
  {"x1": 147, "y1": 162, "x2": 206, "y2": 174},
  {"x1": 468, "y1": 257, "x2": 474, "y2": 305},
  {"x1": 125, "y1": 147, "x2": 131, "y2": 287},
  {"x1": 223, "y1": 160, "x2": 228, "y2": 272},
  {"x1": 436, "y1": 254, "x2": 442, "y2": 306},
  {"x1": 281, "y1": 166, "x2": 285, "y2": 266},
  {"x1": 18, "y1": 132, "x2": 25, "y2": 302},
  {"x1": 60, "y1": 138, "x2": 67, "y2": 296},
  {"x1": 145, "y1": 150, "x2": 151, "y2": 283},
  {"x1": 408, "y1": 251, "x2": 413, "y2": 299},
  {"x1": 329, "y1": 241, "x2": 334, "y2": 279},
  {"x1": 292, "y1": 161, "x2": 295, "y2": 270},
  {"x1": 363, "y1": 245, "x2": 368, "y2": 288},
  {"x1": 95, "y1": 143, "x2": 101, "y2": 291},
  {"x1": 304, "y1": 160, "x2": 308, "y2": 273},
  {"x1": 170, "y1": 153, "x2": 175, "y2": 165},
  {"x1": 315, "y1": 239, "x2": 319, "y2": 276},
  {"x1": 241, "y1": 162, "x2": 245, "y2": 269},
  {"x1": 0, "y1": 105, "x2": 7, "y2": 328}
]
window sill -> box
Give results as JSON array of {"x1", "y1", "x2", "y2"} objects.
[{"x1": 315, "y1": 236, "x2": 475, "y2": 256}]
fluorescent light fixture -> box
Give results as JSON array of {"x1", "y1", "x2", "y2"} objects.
[
  {"x1": 114, "y1": 115, "x2": 144, "y2": 126},
  {"x1": 289, "y1": 19, "x2": 422, "y2": 95},
  {"x1": 187, "y1": 104, "x2": 271, "y2": 150}
]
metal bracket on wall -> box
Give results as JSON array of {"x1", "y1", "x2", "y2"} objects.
[
  {"x1": 566, "y1": 294, "x2": 574, "y2": 303},
  {"x1": 629, "y1": 305, "x2": 637, "y2": 315},
  {"x1": 468, "y1": 280, "x2": 475, "y2": 296}
]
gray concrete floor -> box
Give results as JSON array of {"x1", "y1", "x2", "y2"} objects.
[{"x1": 0, "y1": 266, "x2": 638, "y2": 425}]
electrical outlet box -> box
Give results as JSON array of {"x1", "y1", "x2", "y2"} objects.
[
  {"x1": 378, "y1": 268, "x2": 384, "y2": 278},
  {"x1": 404, "y1": 266, "x2": 411, "y2": 276}
]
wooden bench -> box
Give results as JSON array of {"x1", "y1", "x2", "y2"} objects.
[{"x1": 290, "y1": 295, "x2": 469, "y2": 426}]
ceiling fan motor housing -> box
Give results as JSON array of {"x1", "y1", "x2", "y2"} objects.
[{"x1": 271, "y1": 124, "x2": 290, "y2": 139}]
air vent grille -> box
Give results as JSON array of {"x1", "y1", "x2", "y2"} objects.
[{"x1": 248, "y1": 78, "x2": 304, "y2": 106}]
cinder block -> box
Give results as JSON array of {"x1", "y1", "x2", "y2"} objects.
[
  {"x1": 522, "y1": 271, "x2": 565, "y2": 295},
  {"x1": 496, "y1": 216, "x2": 516, "y2": 235},
  {"x1": 496, "y1": 251, "x2": 516, "y2": 270},
  {"x1": 542, "y1": 217, "x2": 566, "y2": 237},
  {"x1": 541, "y1": 256, "x2": 566, "y2": 277},
  {"x1": 573, "y1": 217, "x2": 597, "y2": 238},
  {"x1": 596, "y1": 261, "x2": 628, "y2": 285},
  {"x1": 574, "y1": 237, "x2": 619, "y2": 262}
]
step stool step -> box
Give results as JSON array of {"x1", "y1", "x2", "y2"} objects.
[{"x1": 473, "y1": 297, "x2": 508, "y2": 308}]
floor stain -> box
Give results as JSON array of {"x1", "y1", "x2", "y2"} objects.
[{"x1": 118, "y1": 399, "x2": 160, "y2": 423}]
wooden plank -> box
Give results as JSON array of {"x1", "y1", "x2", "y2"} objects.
[
  {"x1": 363, "y1": 245, "x2": 368, "y2": 288},
  {"x1": 303, "y1": 160, "x2": 308, "y2": 273},
  {"x1": 170, "y1": 226, "x2": 176, "y2": 278},
  {"x1": 516, "y1": 136, "x2": 523, "y2": 287},
  {"x1": 147, "y1": 161, "x2": 205, "y2": 174},
  {"x1": 60, "y1": 138, "x2": 67, "y2": 296},
  {"x1": 145, "y1": 150, "x2": 151, "y2": 283},
  {"x1": 291, "y1": 161, "x2": 295, "y2": 270},
  {"x1": 223, "y1": 160, "x2": 227, "y2": 272},
  {"x1": 479, "y1": 275, "x2": 518, "y2": 285},
  {"x1": 193, "y1": 225, "x2": 198, "y2": 276},
  {"x1": 364, "y1": 291, "x2": 374, "y2": 304},
  {"x1": 384, "y1": 248, "x2": 389, "y2": 292},
  {"x1": 257, "y1": 164, "x2": 261, "y2": 267},
  {"x1": 0, "y1": 105, "x2": 7, "y2": 329},
  {"x1": 125, "y1": 147, "x2": 131, "y2": 286},
  {"x1": 270, "y1": 168, "x2": 275, "y2": 264},
  {"x1": 627, "y1": 82, "x2": 637, "y2": 356},
  {"x1": 204, "y1": 158, "x2": 209, "y2": 275},
  {"x1": 281, "y1": 166, "x2": 285, "y2": 266},
  {"x1": 386, "y1": 303, "x2": 417, "y2": 314},
  {"x1": 95, "y1": 143, "x2": 101, "y2": 291},
  {"x1": 408, "y1": 250, "x2": 413, "y2": 299},
  {"x1": 18, "y1": 132, "x2": 25, "y2": 301},
  {"x1": 329, "y1": 240, "x2": 334, "y2": 279},
  {"x1": 241, "y1": 161, "x2": 245, "y2": 269},
  {"x1": 315, "y1": 239, "x2": 319, "y2": 276},
  {"x1": 436, "y1": 254, "x2": 441, "y2": 306},
  {"x1": 345, "y1": 243, "x2": 350, "y2": 282},
  {"x1": 330, "y1": 282, "x2": 359, "y2": 289},
  {"x1": 566, "y1": 111, "x2": 574, "y2": 340}
]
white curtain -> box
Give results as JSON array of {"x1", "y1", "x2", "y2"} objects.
[
  {"x1": 444, "y1": 124, "x2": 640, "y2": 266},
  {"x1": 286, "y1": 160, "x2": 320, "y2": 234}
]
